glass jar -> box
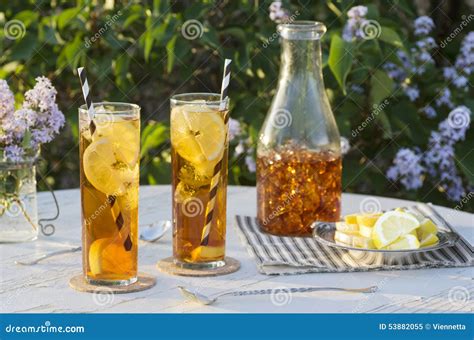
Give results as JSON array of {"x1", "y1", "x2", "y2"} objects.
[
  {"x1": 257, "y1": 21, "x2": 342, "y2": 237},
  {"x1": 0, "y1": 151, "x2": 39, "y2": 242}
]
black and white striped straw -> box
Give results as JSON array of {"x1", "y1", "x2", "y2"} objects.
[
  {"x1": 77, "y1": 67, "x2": 97, "y2": 135},
  {"x1": 200, "y1": 59, "x2": 231, "y2": 246},
  {"x1": 76, "y1": 67, "x2": 132, "y2": 251}
]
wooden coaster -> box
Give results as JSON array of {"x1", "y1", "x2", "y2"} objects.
[
  {"x1": 69, "y1": 273, "x2": 156, "y2": 294},
  {"x1": 157, "y1": 257, "x2": 240, "y2": 277}
]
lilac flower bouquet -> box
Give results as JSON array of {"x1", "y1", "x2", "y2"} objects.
[
  {"x1": 0, "y1": 76, "x2": 64, "y2": 242},
  {"x1": 0, "y1": 77, "x2": 64, "y2": 162}
]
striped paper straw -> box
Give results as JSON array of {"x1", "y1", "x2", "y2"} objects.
[
  {"x1": 77, "y1": 67, "x2": 132, "y2": 251},
  {"x1": 200, "y1": 59, "x2": 231, "y2": 246}
]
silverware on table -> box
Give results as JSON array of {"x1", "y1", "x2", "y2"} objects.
[
  {"x1": 15, "y1": 220, "x2": 171, "y2": 266},
  {"x1": 15, "y1": 246, "x2": 82, "y2": 266},
  {"x1": 178, "y1": 285, "x2": 378, "y2": 305},
  {"x1": 139, "y1": 220, "x2": 172, "y2": 242}
]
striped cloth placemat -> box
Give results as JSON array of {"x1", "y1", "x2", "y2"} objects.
[{"x1": 234, "y1": 207, "x2": 473, "y2": 276}]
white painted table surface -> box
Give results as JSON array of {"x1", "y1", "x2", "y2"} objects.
[{"x1": 1, "y1": 185, "x2": 473, "y2": 314}]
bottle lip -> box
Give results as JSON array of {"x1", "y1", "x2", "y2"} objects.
[{"x1": 277, "y1": 21, "x2": 327, "y2": 40}]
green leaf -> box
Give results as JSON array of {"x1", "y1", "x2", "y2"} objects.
[
  {"x1": 455, "y1": 132, "x2": 474, "y2": 185},
  {"x1": 379, "y1": 27, "x2": 404, "y2": 48},
  {"x1": 370, "y1": 69, "x2": 393, "y2": 107},
  {"x1": 328, "y1": 34, "x2": 353, "y2": 94},
  {"x1": 9, "y1": 34, "x2": 38, "y2": 61},
  {"x1": 140, "y1": 122, "x2": 169, "y2": 158},
  {"x1": 57, "y1": 7, "x2": 81, "y2": 30},
  {"x1": 13, "y1": 10, "x2": 39, "y2": 27},
  {"x1": 166, "y1": 35, "x2": 177, "y2": 73}
]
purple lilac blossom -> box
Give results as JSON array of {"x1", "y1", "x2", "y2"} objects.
[
  {"x1": 269, "y1": 1, "x2": 289, "y2": 22},
  {"x1": 455, "y1": 31, "x2": 474, "y2": 75},
  {"x1": 403, "y1": 85, "x2": 420, "y2": 102},
  {"x1": 228, "y1": 118, "x2": 242, "y2": 141},
  {"x1": 422, "y1": 105, "x2": 437, "y2": 119},
  {"x1": 386, "y1": 148, "x2": 425, "y2": 190},
  {"x1": 414, "y1": 16, "x2": 435, "y2": 36},
  {"x1": 1, "y1": 77, "x2": 64, "y2": 162},
  {"x1": 245, "y1": 154, "x2": 256, "y2": 173},
  {"x1": 435, "y1": 88, "x2": 454, "y2": 109},
  {"x1": 4, "y1": 145, "x2": 25, "y2": 163},
  {"x1": 342, "y1": 6, "x2": 369, "y2": 42}
]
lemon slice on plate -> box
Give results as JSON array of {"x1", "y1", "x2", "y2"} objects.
[
  {"x1": 83, "y1": 138, "x2": 138, "y2": 195},
  {"x1": 383, "y1": 234, "x2": 420, "y2": 250},
  {"x1": 335, "y1": 222, "x2": 359, "y2": 233},
  {"x1": 359, "y1": 224, "x2": 374, "y2": 238},
  {"x1": 171, "y1": 106, "x2": 225, "y2": 164},
  {"x1": 356, "y1": 213, "x2": 382, "y2": 227},
  {"x1": 372, "y1": 211, "x2": 420, "y2": 249},
  {"x1": 420, "y1": 233, "x2": 439, "y2": 247}
]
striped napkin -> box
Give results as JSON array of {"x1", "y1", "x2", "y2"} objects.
[{"x1": 234, "y1": 207, "x2": 474, "y2": 276}]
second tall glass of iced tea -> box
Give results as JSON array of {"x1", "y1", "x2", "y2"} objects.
[
  {"x1": 170, "y1": 93, "x2": 229, "y2": 269},
  {"x1": 79, "y1": 102, "x2": 140, "y2": 285}
]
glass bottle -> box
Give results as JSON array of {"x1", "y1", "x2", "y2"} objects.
[{"x1": 257, "y1": 21, "x2": 342, "y2": 237}]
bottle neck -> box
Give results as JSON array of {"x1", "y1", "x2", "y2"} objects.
[{"x1": 279, "y1": 38, "x2": 324, "y2": 82}]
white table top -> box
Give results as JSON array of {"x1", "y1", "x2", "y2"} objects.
[{"x1": 1, "y1": 185, "x2": 472, "y2": 313}]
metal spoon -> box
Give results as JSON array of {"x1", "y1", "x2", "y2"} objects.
[
  {"x1": 178, "y1": 285, "x2": 378, "y2": 305},
  {"x1": 15, "y1": 246, "x2": 82, "y2": 266},
  {"x1": 139, "y1": 220, "x2": 172, "y2": 242},
  {"x1": 15, "y1": 220, "x2": 171, "y2": 266}
]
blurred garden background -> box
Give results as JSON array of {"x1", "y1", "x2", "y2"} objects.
[{"x1": 0, "y1": 0, "x2": 473, "y2": 211}]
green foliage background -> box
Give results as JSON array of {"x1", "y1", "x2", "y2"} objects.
[{"x1": 0, "y1": 0, "x2": 472, "y2": 211}]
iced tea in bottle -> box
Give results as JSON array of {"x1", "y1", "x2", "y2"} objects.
[{"x1": 257, "y1": 22, "x2": 342, "y2": 236}]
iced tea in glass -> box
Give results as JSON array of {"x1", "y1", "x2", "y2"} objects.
[
  {"x1": 79, "y1": 102, "x2": 140, "y2": 285},
  {"x1": 170, "y1": 93, "x2": 229, "y2": 269}
]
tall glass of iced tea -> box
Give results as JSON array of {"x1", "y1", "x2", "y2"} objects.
[
  {"x1": 170, "y1": 93, "x2": 229, "y2": 269},
  {"x1": 79, "y1": 103, "x2": 140, "y2": 285}
]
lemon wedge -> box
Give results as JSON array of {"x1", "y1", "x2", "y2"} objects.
[
  {"x1": 171, "y1": 106, "x2": 225, "y2": 164},
  {"x1": 190, "y1": 246, "x2": 225, "y2": 262},
  {"x1": 419, "y1": 218, "x2": 438, "y2": 235},
  {"x1": 420, "y1": 233, "x2": 439, "y2": 247},
  {"x1": 335, "y1": 222, "x2": 359, "y2": 233},
  {"x1": 344, "y1": 214, "x2": 358, "y2": 225},
  {"x1": 89, "y1": 238, "x2": 134, "y2": 275},
  {"x1": 356, "y1": 213, "x2": 382, "y2": 227},
  {"x1": 359, "y1": 224, "x2": 374, "y2": 238},
  {"x1": 372, "y1": 211, "x2": 420, "y2": 249},
  {"x1": 383, "y1": 234, "x2": 420, "y2": 250}
]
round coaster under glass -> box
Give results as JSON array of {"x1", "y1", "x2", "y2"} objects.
[
  {"x1": 69, "y1": 273, "x2": 156, "y2": 294},
  {"x1": 157, "y1": 257, "x2": 240, "y2": 277}
]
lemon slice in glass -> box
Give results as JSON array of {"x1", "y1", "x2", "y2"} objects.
[
  {"x1": 83, "y1": 138, "x2": 137, "y2": 195},
  {"x1": 89, "y1": 238, "x2": 134, "y2": 275},
  {"x1": 171, "y1": 106, "x2": 225, "y2": 164},
  {"x1": 372, "y1": 211, "x2": 420, "y2": 249},
  {"x1": 92, "y1": 115, "x2": 140, "y2": 169}
]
